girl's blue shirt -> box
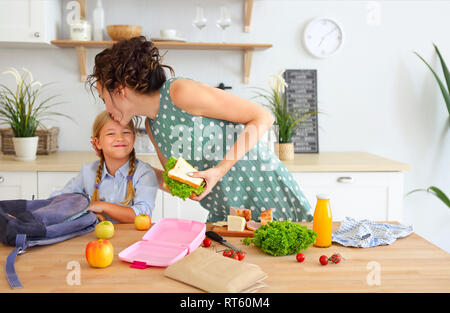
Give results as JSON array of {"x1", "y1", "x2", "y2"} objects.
[{"x1": 50, "y1": 158, "x2": 158, "y2": 223}]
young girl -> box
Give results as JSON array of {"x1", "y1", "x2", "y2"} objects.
[{"x1": 50, "y1": 111, "x2": 158, "y2": 223}]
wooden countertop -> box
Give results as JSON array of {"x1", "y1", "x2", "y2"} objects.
[
  {"x1": 0, "y1": 222, "x2": 448, "y2": 293},
  {"x1": 0, "y1": 151, "x2": 410, "y2": 172}
]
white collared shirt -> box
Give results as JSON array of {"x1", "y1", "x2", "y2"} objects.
[{"x1": 50, "y1": 158, "x2": 158, "y2": 223}]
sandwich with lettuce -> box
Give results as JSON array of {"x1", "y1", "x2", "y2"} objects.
[{"x1": 163, "y1": 157, "x2": 205, "y2": 200}]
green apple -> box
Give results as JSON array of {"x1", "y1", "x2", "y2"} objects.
[{"x1": 95, "y1": 221, "x2": 115, "y2": 239}]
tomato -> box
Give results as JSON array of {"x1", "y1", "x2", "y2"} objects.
[
  {"x1": 237, "y1": 250, "x2": 245, "y2": 261},
  {"x1": 232, "y1": 253, "x2": 240, "y2": 261},
  {"x1": 319, "y1": 255, "x2": 329, "y2": 266},
  {"x1": 296, "y1": 253, "x2": 305, "y2": 263},
  {"x1": 203, "y1": 238, "x2": 212, "y2": 247},
  {"x1": 85, "y1": 239, "x2": 114, "y2": 268},
  {"x1": 223, "y1": 249, "x2": 233, "y2": 257},
  {"x1": 330, "y1": 253, "x2": 341, "y2": 264}
]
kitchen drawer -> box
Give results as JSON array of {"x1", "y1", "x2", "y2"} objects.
[
  {"x1": 293, "y1": 172, "x2": 404, "y2": 221},
  {"x1": 0, "y1": 171, "x2": 37, "y2": 200},
  {"x1": 37, "y1": 171, "x2": 78, "y2": 199}
]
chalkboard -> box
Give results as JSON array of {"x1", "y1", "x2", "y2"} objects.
[{"x1": 283, "y1": 69, "x2": 319, "y2": 153}]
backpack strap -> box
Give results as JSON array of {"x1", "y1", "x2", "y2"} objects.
[{"x1": 5, "y1": 234, "x2": 27, "y2": 289}]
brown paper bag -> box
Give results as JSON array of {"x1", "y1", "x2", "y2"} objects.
[{"x1": 164, "y1": 247, "x2": 268, "y2": 293}]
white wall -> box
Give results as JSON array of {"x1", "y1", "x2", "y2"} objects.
[{"x1": 0, "y1": 0, "x2": 449, "y2": 252}]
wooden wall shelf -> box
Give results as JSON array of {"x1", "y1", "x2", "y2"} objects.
[
  {"x1": 77, "y1": 0, "x2": 255, "y2": 32},
  {"x1": 51, "y1": 40, "x2": 273, "y2": 83},
  {"x1": 67, "y1": 0, "x2": 260, "y2": 82}
]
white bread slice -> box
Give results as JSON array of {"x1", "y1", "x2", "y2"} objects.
[{"x1": 167, "y1": 157, "x2": 204, "y2": 188}]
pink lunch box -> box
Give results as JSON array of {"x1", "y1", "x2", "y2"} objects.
[{"x1": 118, "y1": 218, "x2": 206, "y2": 268}]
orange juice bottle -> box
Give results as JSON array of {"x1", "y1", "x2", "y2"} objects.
[{"x1": 313, "y1": 194, "x2": 332, "y2": 247}]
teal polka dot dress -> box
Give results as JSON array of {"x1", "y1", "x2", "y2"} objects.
[{"x1": 148, "y1": 77, "x2": 313, "y2": 223}]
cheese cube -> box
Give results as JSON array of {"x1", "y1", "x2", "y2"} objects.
[{"x1": 227, "y1": 215, "x2": 246, "y2": 232}]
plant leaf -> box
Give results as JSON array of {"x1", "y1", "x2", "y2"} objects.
[
  {"x1": 433, "y1": 43, "x2": 450, "y2": 100},
  {"x1": 414, "y1": 51, "x2": 450, "y2": 116},
  {"x1": 288, "y1": 111, "x2": 317, "y2": 132},
  {"x1": 406, "y1": 186, "x2": 450, "y2": 209},
  {"x1": 427, "y1": 186, "x2": 450, "y2": 208}
]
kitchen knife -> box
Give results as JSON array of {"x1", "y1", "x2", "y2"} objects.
[{"x1": 205, "y1": 231, "x2": 241, "y2": 252}]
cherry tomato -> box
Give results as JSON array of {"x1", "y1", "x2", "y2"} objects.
[
  {"x1": 330, "y1": 253, "x2": 341, "y2": 264},
  {"x1": 203, "y1": 238, "x2": 211, "y2": 247},
  {"x1": 296, "y1": 253, "x2": 305, "y2": 263},
  {"x1": 237, "y1": 250, "x2": 245, "y2": 261},
  {"x1": 319, "y1": 255, "x2": 329, "y2": 265},
  {"x1": 232, "y1": 253, "x2": 240, "y2": 261},
  {"x1": 223, "y1": 249, "x2": 232, "y2": 257}
]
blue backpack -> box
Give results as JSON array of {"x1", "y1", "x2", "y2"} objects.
[{"x1": 0, "y1": 193, "x2": 98, "y2": 289}]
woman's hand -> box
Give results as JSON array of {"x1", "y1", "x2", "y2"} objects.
[{"x1": 188, "y1": 167, "x2": 225, "y2": 201}]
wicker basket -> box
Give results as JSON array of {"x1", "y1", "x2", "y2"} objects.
[
  {"x1": 0, "y1": 127, "x2": 59, "y2": 155},
  {"x1": 274, "y1": 142, "x2": 294, "y2": 161}
]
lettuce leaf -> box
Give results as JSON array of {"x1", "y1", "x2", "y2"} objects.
[
  {"x1": 162, "y1": 157, "x2": 205, "y2": 201},
  {"x1": 242, "y1": 220, "x2": 317, "y2": 256}
]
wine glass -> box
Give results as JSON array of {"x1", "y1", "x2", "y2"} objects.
[
  {"x1": 216, "y1": 6, "x2": 231, "y2": 43},
  {"x1": 192, "y1": 7, "x2": 207, "y2": 42}
]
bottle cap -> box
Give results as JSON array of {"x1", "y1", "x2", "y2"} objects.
[{"x1": 316, "y1": 194, "x2": 330, "y2": 200}]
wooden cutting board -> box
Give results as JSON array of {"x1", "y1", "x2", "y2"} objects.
[{"x1": 212, "y1": 225, "x2": 254, "y2": 237}]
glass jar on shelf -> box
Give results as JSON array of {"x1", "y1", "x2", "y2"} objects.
[{"x1": 70, "y1": 19, "x2": 92, "y2": 41}]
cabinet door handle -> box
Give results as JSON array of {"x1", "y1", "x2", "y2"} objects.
[
  {"x1": 34, "y1": 32, "x2": 40, "y2": 38},
  {"x1": 0, "y1": 176, "x2": 4, "y2": 183},
  {"x1": 337, "y1": 176, "x2": 353, "y2": 184}
]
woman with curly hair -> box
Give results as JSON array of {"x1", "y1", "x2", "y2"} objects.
[{"x1": 87, "y1": 36, "x2": 312, "y2": 223}]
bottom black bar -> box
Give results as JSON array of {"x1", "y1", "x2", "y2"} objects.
[{"x1": 0, "y1": 293, "x2": 446, "y2": 312}]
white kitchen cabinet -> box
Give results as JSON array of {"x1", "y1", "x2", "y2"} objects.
[
  {"x1": 159, "y1": 171, "x2": 404, "y2": 223},
  {"x1": 162, "y1": 192, "x2": 209, "y2": 223},
  {"x1": 293, "y1": 172, "x2": 404, "y2": 222},
  {"x1": 0, "y1": 0, "x2": 61, "y2": 46},
  {"x1": 151, "y1": 190, "x2": 163, "y2": 223},
  {"x1": 0, "y1": 152, "x2": 409, "y2": 223},
  {"x1": 0, "y1": 171, "x2": 37, "y2": 200},
  {"x1": 0, "y1": 170, "x2": 404, "y2": 222}
]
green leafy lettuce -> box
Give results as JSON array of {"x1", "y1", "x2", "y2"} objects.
[
  {"x1": 162, "y1": 157, "x2": 205, "y2": 201},
  {"x1": 242, "y1": 220, "x2": 317, "y2": 256}
]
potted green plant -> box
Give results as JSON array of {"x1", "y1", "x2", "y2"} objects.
[
  {"x1": 251, "y1": 70, "x2": 316, "y2": 160},
  {"x1": 0, "y1": 67, "x2": 71, "y2": 161},
  {"x1": 408, "y1": 44, "x2": 450, "y2": 209}
]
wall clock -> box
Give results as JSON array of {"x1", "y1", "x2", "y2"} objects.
[{"x1": 303, "y1": 17, "x2": 344, "y2": 58}]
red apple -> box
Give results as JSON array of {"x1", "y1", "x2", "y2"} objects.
[{"x1": 85, "y1": 239, "x2": 114, "y2": 268}]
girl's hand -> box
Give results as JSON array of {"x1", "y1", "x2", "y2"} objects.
[
  {"x1": 95, "y1": 213, "x2": 106, "y2": 221},
  {"x1": 88, "y1": 201, "x2": 104, "y2": 213},
  {"x1": 188, "y1": 167, "x2": 225, "y2": 201}
]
